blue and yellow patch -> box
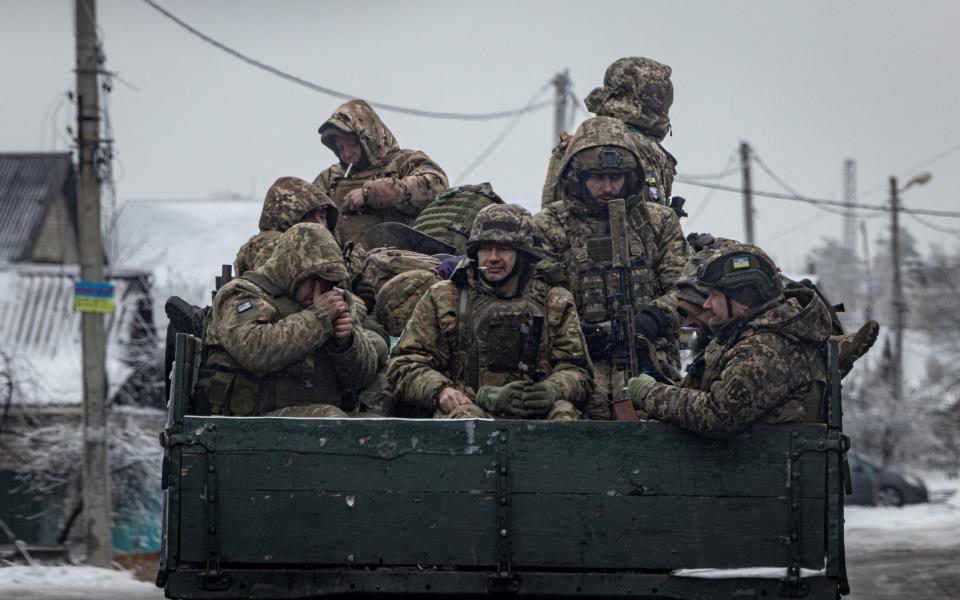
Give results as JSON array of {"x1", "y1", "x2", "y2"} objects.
[{"x1": 731, "y1": 256, "x2": 751, "y2": 270}]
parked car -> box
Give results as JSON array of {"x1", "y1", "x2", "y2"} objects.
[{"x1": 847, "y1": 451, "x2": 929, "y2": 507}]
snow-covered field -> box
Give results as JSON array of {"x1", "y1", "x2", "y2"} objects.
[{"x1": 0, "y1": 565, "x2": 163, "y2": 600}]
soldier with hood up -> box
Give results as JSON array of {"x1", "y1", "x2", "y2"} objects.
[
  {"x1": 195, "y1": 223, "x2": 380, "y2": 418},
  {"x1": 628, "y1": 244, "x2": 838, "y2": 438},
  {"x1": 542, "y1": 57, "x2": 678, "y2": 210},
  {"x1": 535, "y1": 116, "x2": 689, "y2": 420},
  {"x1": 234, "y1": 176, "x2": 339, "y2": 275},
  {"x1": 387, "y1": 204, "x2": 592, "y2": 421},
  {"x1": 314, "y1": 100, "x2": 448, "y2": 247}
]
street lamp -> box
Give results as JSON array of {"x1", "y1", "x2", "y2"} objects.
[{"x1": 889, "y1": 171, "x2": 932, "y2": 408}]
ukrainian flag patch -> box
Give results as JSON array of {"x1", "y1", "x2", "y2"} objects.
[{"x1": 732, "y1": 256, "x2": 751, "y2": 270}]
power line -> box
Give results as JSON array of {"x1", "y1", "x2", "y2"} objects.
[
  {"x1": 674, "y1": 179, "x2": 960, "y2": 218},
  {"x1": 453, "y1": 83, "x2": 552, "y2": 184},
  {"x1": 678, "y1": 167, "x2": 739, "y2": 180},
  {"x1": 685, "y1": 148, "x2": 739, "y2": 228},
  {"x1": 138, "y1": 0, "x2": 553, "y2": 121},
  {"x1": 906, "y1": 212, "x2": 960, "y2": 235},
  {"x1": 750, "y1": 151, "x2": 851, "y2": 217},
  {"x1": 859, "y1": 139, "x2": 960, "y2": 198}
]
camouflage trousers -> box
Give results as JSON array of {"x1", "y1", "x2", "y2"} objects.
[
  {"x1": 435, "y1": 400, "x2": 580, "y2": 421},
  {"x1": 586, "y1": 360, "x2": 631, "y2": 420},
  {"x1": 263, "y1": 404, "x2": 349, "y2": 418}
]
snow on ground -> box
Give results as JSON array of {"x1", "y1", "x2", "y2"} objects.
[
  {"x1": 0, "y1": 566, "x2": 163, "y2": 600},
  {"x1": 845, "y1": 473, "x2": 960, "y2": 552}
]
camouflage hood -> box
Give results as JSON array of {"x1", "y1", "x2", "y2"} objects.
[
  {"x1": 554, "y1": 116, "x2": 642, "y2": 215},
  {"x1": 584, "y1": 57, "x2": 673, "y2": 141},
  {"x1": 258, "y1": 177, "x2": 339, "y2": 232},
  {"x1": 318, "y1": 100, "x2": 400, "y2": 169},
  {"x1": 258, "y1": 223, "x2": 350, "y2": 298},
  {"x1": 740, "y1": 287, "x2": 834, "y2": 346}
]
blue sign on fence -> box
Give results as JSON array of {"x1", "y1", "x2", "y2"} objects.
[{"x1": 74, "y1": 281, "x2": 115, "y2": 313}]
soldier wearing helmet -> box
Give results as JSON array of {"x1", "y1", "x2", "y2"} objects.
[
  {"x1": 195, "y1": 223, "x2": 381, "y2": 418},
  {"x1": 626, "y1": 243, "x2": 839, "y2": 438},
  {"x1": 535, "y1": 116, "x2": 689, "y2": 420},
  {"x1": 314, "y1": 100, "x2": 448, "y2": 248},
  {"x1": 541, "y1": 57, "x2": 678, "y2": 211},
  {"x1": 234, "y1": 176, "x2": 341, "y2": 275},
  {"x1": 388, "y1": 204, "x2": 593, "y2": 421}
]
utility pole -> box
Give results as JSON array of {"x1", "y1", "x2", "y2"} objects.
[
  {"x1": 860, "y1": 220, "x2": 873, "y2": 323},
  {"x1": 740, "y1": 141, "x2": 754, "y2": 244},
  {"x1": 552, "y1": 69, "x2": 570, "y2": 143},
  {"x1": 75, "y1": 0, "x2": 112, "y2": 567},
  {"x1": 843, "y1": 159, "x2": 857, "y2": 255},
  {"x1": 889, "y1": 176, "x2": 904, "y2": 409}
]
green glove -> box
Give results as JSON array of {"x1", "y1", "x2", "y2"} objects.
[
  {"x1": 476, "y1": 381, "x2": 529, "y2": 417},
  {"x1": 628, "y1": 375, "x2": 656, "y2": 409},
  {"x1": 521, "y1": 380, "x2": 563, "y2": 415}
]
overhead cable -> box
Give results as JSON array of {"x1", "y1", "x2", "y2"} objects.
[
  {"x1": 673, "y1": 179, "x2": 960, "y2": 218},
  {"x1": 139, "y1": 0, "x2": 553, "y2": 121}
]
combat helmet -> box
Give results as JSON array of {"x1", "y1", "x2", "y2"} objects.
[
  {"x1": 466, "y1": 204, "x2": 545, "y2": 260},
  {"x1": 677, "y1": 234, "x2": 740, "y2": 307},
  {"x1": 562, "y1": 145, "x2": 644, "y2": 209},
  {"x1": 696, "y1": 243, "x2": 784, "y2": 309}
]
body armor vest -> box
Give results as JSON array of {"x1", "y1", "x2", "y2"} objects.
[
  {"x1": 554, "y1": 205, "x2": 662, "y2": 324},
  {"x1": 196, "y1": 272, "x2": 348, "y2": 416},
  {"x1": 454, "y1": 275, "x2": 551, "y2": 392},
  {"x1": 332, "y1": 172, "x2": 413, "y2": 247},
  {"x1": 412, "y1": 184, "x2": 503, "y2": 255}
]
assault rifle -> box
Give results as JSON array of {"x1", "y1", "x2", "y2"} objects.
[
  {"x1": 518, "y1": 314, "x2": 545, "y2": 383},
  {"x1": 607, "y1": 199, "x2": 642, "y2": 421}
]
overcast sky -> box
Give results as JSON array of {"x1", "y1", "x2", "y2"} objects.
[{"x1": 3, "y1": 0, "x2": 959, "y2": 272}]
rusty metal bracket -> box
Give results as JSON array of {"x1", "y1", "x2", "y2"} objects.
[
  {"x1": 489, "y1": 429, "x2": 519, "y2": 594},
  {"x1": 160, "y1": 423, "x2": 217, "y2": 453}
]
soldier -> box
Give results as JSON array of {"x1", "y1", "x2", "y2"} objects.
[
  {"x1": 542, "y1": 57, "x2": 677, "y2": 210},
  {"x1": 387, "y1": 204, "x2": 593, "y2": 421},
  {"x1": 234, "y1": 176, "x2": 339, "y2": 275},
  {"x1": 314, "y1": 99, "x2": 448, "y2": 247},
  {"x1": 195, "y1": 223, "x2": 380, "y2": 417},
  {"x1": 535, "y1": 116, "x2": 689, "y2": 420},
  {"x1": 628, "y1": 243, "x2": 839, "y2": 438}
]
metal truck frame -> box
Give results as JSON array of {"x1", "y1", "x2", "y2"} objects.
[{"x1": 157, "y1": 334, "x2": 850, "y2": 599}]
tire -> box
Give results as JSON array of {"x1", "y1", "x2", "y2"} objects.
[{"x1": 876, "y1": 485, "x2": 904, "y2": 507}]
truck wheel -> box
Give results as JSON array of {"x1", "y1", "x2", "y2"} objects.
[{"x1": 876, "y1": 486, "x2": 903, "y2": 507}]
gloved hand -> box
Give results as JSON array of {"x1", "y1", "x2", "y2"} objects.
[
  {"x1": 353, "y1": 280, "x2": 377, "y2": 314},
  {"x1": 628, "y1": 374, "x2": 656, "y2": 409},
  {"x1": 581, "y1": 323, "x2": 609, "y2": 359},
  {"x1": 475, "y1": 381, "x2": 529, "y2": 417},
  {"x1": 633, "y1": 306, "x2": 669, "y2": 341},
  {"x1": 521, "y1": 380, "x2": 563, "y2": 416}
]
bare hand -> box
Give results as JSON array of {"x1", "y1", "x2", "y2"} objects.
[
  {"x1": 437, "y1": 387, "x2": 472, "y2": 414},
  {"x1": 333, "y1": 311, "x2": 353, "y2": 339},
  {"x1": 314, "y1": 288, "x2": 347, "y2": 323},
  {"x1": 342, "y1": 188, "x2": 366, "y2": 212}
]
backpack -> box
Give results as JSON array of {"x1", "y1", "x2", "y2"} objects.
[{"x1": 412, "y1": 183, "x2": 504, "y2": 254}]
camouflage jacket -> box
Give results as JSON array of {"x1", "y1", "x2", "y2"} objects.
[
  {"x1": 534, "y1": 117, "x2": 689, "y2": 336},
  {"x1": 386, "y1": 262, "x2": 593, "y2": 412},
  {"x1": 234, "y1": 177, "x2": 338, "y2": 275},
  {"x1": 640, "y1": 287, "x2": 833, "y2": 438},
  {"x1": 314, "y1": 100, "x2": 448, "y2": 241},
  {"x1": 541, "y1": 57, "x2": 677, "y2": 208},
  {"x1": 201, "y1": 224, "x2": 379, "y2": 415}
]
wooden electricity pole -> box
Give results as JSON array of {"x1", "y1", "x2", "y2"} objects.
[
  {"x1": 552, "y1": 69, "x2": 570, "y2": 143},
  {"x1": 75, "y1": 0, "x2": 112, "y2": 567},
  {"x1": 740, "y1": 141, "x2": 755, "y2": 244},
  {"x1": 889, "y1": 176, "x2": 905, "y2": 410}
]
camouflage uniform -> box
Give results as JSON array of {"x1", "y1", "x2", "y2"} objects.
[
  {"x1": 388, "y1": 205, "x2": 593, "y2": 421},
  {"x1": 632, "y1": 244, "x2": 834, "y2": 438},
  {"x1": 196, "y1": 223, "x2": 380, "y2": 417},
  {"x1": 542, "y1": 57, "x2": 677, "y2": 208},
  {"x1": 314, "y1": 100, "x2": 449, "y2": 247},
  {"x1": 535, "y1": 116, "x2": 689, "y2": 419},
  {"x1": 375, "y1": 268, "x2": 442, "y2": 337},
  {"x1": 234, "y1": 177, "x2": 339, "y2": 275}
]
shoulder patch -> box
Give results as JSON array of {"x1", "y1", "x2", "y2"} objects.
[{"x1": 236, "y1": 300, "x2": 254, "y2": 313}]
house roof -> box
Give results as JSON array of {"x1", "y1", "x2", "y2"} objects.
[{"x1": 0, "y1": 153, "x2": 76, "y2": 263}]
